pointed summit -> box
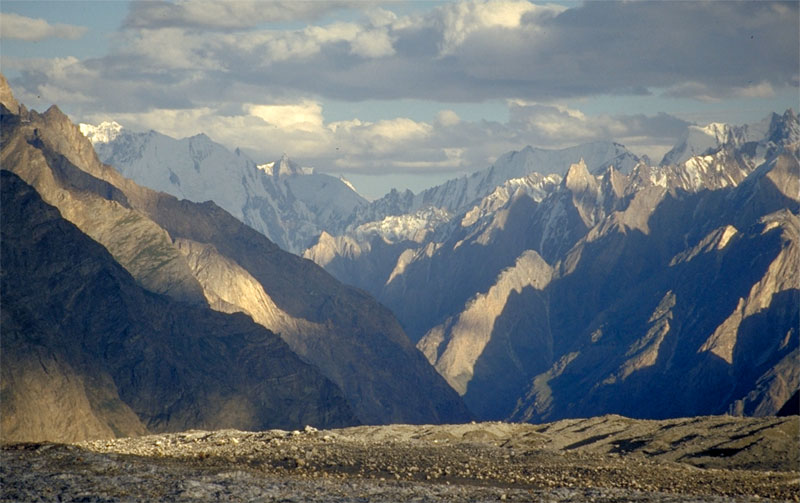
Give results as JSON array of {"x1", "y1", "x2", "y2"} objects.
[
  {"x1": 276, "y1": 153, "x2": 298, "y2": 177},
  {"x1": 274, "y1": 153, "x2": 314, "y2": 176},
  {"x1": 563, "y1": 159, "x2": 596, "y2": 193},
  {"x1": 0, "y1": 73, "x2": 20, "y2": 115},
  {"x1": 600, "y1": 164, "x2": 627, "y2": 200}
]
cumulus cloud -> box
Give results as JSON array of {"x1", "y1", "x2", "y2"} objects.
[
  {"x1": 436, "y1": 110, "x2": 461, "y2": 127},
  {"x1": 0, "y1": 13, "x2": 87, "y2": 41},
  {"x1": 83, "y1": 97, "x2": 689, "y2": 184},
  {"x1": 433, "y1": 0, "x2": 561, "y2": 56},
  {"x1": 247, "y1": 102, "x2": 324, "y2": 132}
]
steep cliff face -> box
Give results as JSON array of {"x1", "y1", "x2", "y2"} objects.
[
  {"x1": 1, "y1": 171, "x2": 356, "y2": 442},
  {"x1": 0, "y1": 77, "x2": 470, "y2": 427},
  {"x1": 511, "y1": 154, "x2": 799, "y2": 421}
]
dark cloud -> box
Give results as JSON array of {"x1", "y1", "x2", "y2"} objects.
[
  {"x1": 14, "y1": 1, "x2": 797, "y2": 111},
  {"x1": 443, "y1": 1, "x2": 798, "y2": 101}
]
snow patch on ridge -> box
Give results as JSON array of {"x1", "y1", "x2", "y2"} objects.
[{"x1": 79, "y1": 121, "x2": 123, "y2": 145}]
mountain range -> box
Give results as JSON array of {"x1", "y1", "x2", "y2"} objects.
[
  {"x1": 80, "y1": 121, "x2": 367, "y2": 254},
  {"x1": 0, "y1": 74, "x2": 470, "y2": 443},
  {"x1": 6, "y1": 66, "x2": 798, "y2": 438},
  {"x1": 309, "y1": 110, "x2": 799, "y2": 421},
  {"x1": 81, "y1": 100, "x2": 799, "y2": 423}
]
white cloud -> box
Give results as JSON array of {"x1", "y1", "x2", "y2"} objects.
[
  {"x1": 351, "y1": 28, "x2": 395, "y2": 58},
  {"x1": 366, "y1": 7, "x2": 398, "y2": 28},
  {"x1": 435, "y1": 0, "x2": 562, "y2": 56},
  {"x1": 436, "y1": 110, "x2": 461, "y2": 127},
  {"x1": 365, "y1": 118, "x2": 432, "y2": 142},
  {"x1": 665, "y1": 80, "x2": 777, "y2": 101},
  {"x1": 305, "y1": 22, "x2": 360, "y2": 44},
  {"x1": 13, "y1": 0, "x2": 793, "y2": 110},
  {"x1": 119, "y1": 28, "x2": 222, "y2": 70},
  {"x1": 304, "y1": 22, "x2": 395, "y2": 59},
  {"x1": 247, "y1": 102, "x2": 324, "y2": 133},
  {"x1": 6, "y1": 0, "x2": 790, "y2": 193},
  {"x1": 0, "y1": 13, "x2": 87, "y2": 41},
  {"x1": 82, "y1": 98, "x2": 688, "y2": 185}
]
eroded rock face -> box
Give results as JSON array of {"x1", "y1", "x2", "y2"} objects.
[{"x1": 1, "y1": 171, "x2": 356, "y2": 442}]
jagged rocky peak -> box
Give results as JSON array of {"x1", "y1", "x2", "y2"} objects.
[
  {"x1": 660, "y1": 109, "x2": 799, "y2": 167},
  {"x1": 1, "y1": 77, "x2": 471, "y2": 427},
  {"x1": 0, "y1": 73, "x2": 20, "y2": 115},
  {"x1": 259, "y1": 153, "x2": 313, "y2": 177},
  {"x1": 562, "y1": 159, "x2": 596, "y2": 194},
  {"x1": 661, "y1": 123, "x2": 731, "y2": 166},
  {"x1": 766, "y1": 109, "x2": 799, "y2": 152},
  {"x1": 599, "y1": 164, "x2": 627, "y2": 200}
]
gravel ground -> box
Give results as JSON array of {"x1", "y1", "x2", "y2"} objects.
[{"x1": 2, "y1": 416, "x2": 798, "y2": 502}]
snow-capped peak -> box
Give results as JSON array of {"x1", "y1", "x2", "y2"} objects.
[
  {"x1": 660, "y1": 123, "x2": 732, "y2": 166},
  {"x1": 258, "y1": 154, "x2": 314, "y2": 176},
  {"x1": 256, "y1": 161, "x2": 275, "y2": 174},
  {"x1": 79, "y1": 121, "x2": 123, "y2": 145},
  {"x1": 697, "y1": 123, "x2": 732, "y2": 144},
  {"x1": 660, "y1": 111, "x2": 794, "y2": 167},
  {"x1": 338, "y1": 175, "x2": 360, "y2": 196}
]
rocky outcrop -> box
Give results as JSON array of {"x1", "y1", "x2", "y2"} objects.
[{"x1": 1, "y1": 171, "x2": 355, "y2": 442}]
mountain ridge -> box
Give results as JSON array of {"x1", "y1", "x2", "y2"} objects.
[
  {"x1": 0, "y1": 76, "x2": 471, "y2": 434},
  {"x1": 1, "y1": 169, "x2": 356, "y2": 442}
]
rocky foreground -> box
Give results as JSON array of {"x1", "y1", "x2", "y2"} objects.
[{"x1": 2, "y1": 415, "x2": 798, "y2": 502}]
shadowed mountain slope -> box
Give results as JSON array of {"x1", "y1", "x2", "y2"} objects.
[
  {"x1": 1, "y1": 170, "x2": 356, "y2": 442},
  {"x1": 0, "y1": 76, "x2": 470, "y2": 428}
]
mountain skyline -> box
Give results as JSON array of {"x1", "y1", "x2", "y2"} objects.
[
  {"x1": 5, "y1": 67, "x2": 797, "y2": 432},
  {"x1": 71, "y1": 82, "x2": 800, "y2": 423},
  {"x1": 1, "y1": 0, "x2": 798, "y2": 198},
  {"x1": 2, "y1": 3, "x2": 798, "y2": 500},
  {"x1": 0, "y1": 76, "x2": 472, "y2": 442}
]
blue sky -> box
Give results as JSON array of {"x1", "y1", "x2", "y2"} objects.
[{"x1": 2, "y1": 1, "x2": 798, "y2": 198}]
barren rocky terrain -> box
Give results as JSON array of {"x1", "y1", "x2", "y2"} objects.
[{"x1": 2, "y1": 415, "x2": 797, "y2": 502}]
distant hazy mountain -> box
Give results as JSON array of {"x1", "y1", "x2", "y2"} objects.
[
  {"x1": 307, "y1": 110, "x2": 800, "y2": 421},
  {"x1": 343, "y1": 142, "x2": 640, "y2": 235},
  {"x1": 660, "y1": 111, "x2": 798, "y2": 166},
  {"x1": 80, "y1": 122, "x2": 367, "y2": 254},
  {"x1": 0, "y1": 75, "x2": 470, "y2": 442}
]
